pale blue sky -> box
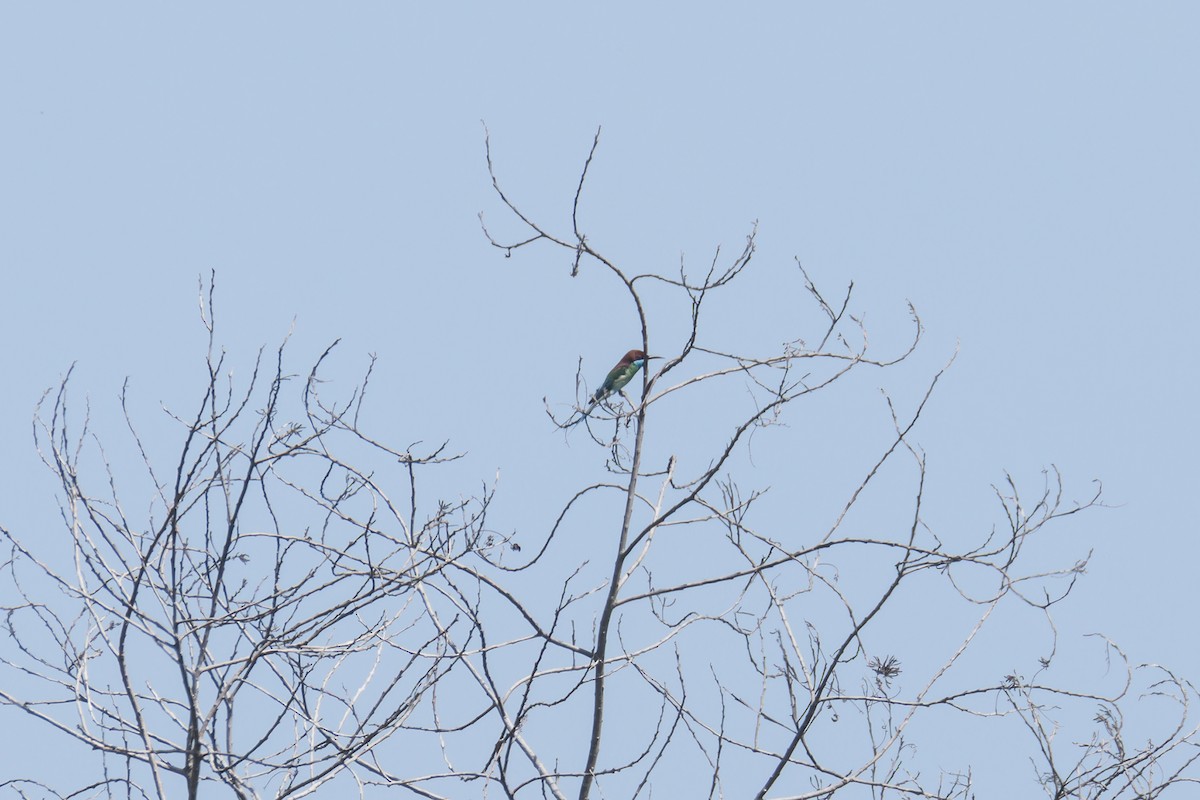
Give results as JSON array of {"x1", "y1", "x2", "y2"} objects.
[{"x1": 2, "y1": 3, "x2": 1197, "y2": 796}]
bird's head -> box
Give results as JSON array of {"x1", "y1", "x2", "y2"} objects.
[{"x1": 624, "y1": 349, "x2": 659, "y2": 366}]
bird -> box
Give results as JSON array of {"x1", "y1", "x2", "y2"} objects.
[{"x1": 569, "y1": 349, "x2": 659, "y2": 426}]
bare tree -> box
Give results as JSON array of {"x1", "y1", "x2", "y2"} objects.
[
  {"x1": 1, "y1": 280, "x2": 504, "y2": 799},
  {"x1": 3, "y1": 133, "x2": 1197, "y2": 800}
]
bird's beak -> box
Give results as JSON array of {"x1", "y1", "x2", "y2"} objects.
[{"x1": 647, "y1": 355, "x2": 662, "y2": 360}]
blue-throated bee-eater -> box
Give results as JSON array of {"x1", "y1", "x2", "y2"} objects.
[{"x1": 569, "y1": 349, "x2": 659, "y2": 426}]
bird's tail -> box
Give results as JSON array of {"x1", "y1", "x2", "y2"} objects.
[{"x1": 566, "y1": 396, "x2": 600, "y2": 428}]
